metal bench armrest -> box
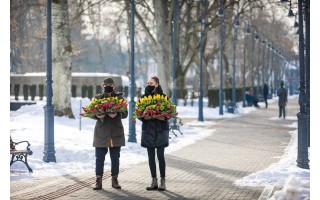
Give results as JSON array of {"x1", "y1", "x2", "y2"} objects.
[{"x1": 13, "y1": 140, "x2": 31, "y2": 151}]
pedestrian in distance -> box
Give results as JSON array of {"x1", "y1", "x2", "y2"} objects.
[
  {"x1": 277, "y1": 80, "x2": 288, "y2": 119},
  {"x1": 91, "y1": 77, "x2": 128, "y2": 190},
  {"x1": 263, "y1": 83, "x2": 269, "y2": 108},
  {"x1": 137, "y1": 76, "x2": 169, "y2": 191}
]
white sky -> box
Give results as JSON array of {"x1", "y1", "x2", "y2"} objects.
[{"x1": 9, "y1": 95, "x2": 309, "y2": 200}]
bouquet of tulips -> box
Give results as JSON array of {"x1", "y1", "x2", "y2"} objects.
[
  {"x1": 132, "y1": 94, "x2": 178, "y2": 123},
  {"x1": 80, "y1": 96, "x2": 127, "y2": 121}
]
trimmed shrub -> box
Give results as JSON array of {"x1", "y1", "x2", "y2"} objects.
[
  {"x1": 30, "y1": 84, "x2": 37, "y2": 101},
  {"x1": 14, "y1": 84, "x2": 20, "y2": 100},
  {"x1": 117, "y1": 85, "x2": 123, "y2": 94},
  {"x1": 96, "y1": 85, "x2": 102, "y2": 95},
  {"x1": 39, "y1": 84, "x2": 44, "y2": 100},
  {"x1": 81, "y1": 85, "x2": 87, "y2": 98},
  {"x1": 71, "y1": 85, "x2": 77, "y2": 97},
  {"x1": 87, "y1": 85, "x2": 93, "y2": 100},
  {"x1": 124, "y1": 86, "x2": 129, "y2": 97},
  {"x1": 23, "y1": 84, "x2": 29, "y2": 100}
]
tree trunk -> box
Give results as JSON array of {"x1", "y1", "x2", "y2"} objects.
[
  {"x1": 153, "y1": 0, "x2": 171, "y2": 95},
  {"x1": 52, "y1": 0, "x2": 74, "y2": 118}
]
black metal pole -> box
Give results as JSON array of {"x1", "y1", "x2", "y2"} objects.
[
  {"x1": 256, "y1": 35, "x2": 261, "y2": 96},
  {"x1": 128, "y1": 0, "x2": 136, "y2": 143},
  {"x1": 304, "y1": 0, "x2": 310, "y2": 148},
  {"x1": 171, "y1": 0, "x2": 178, "y2": 127},
  {"x1": 261, "y1": 41, "x2": 265, "y2": 86},
  {"x1": 232, "y1": 18, "x2": 238, "y2": 104},
  {"x1": 198, "y1": 0, "x2": 205, "y2": 121},
  {"x1": 242, "y1": 26, "x2": 247, "y2": 108},
  {"x1": 218, "y1": 2, "x2": 224, "y2": 115},
  {"x1": 43, "y1": 0, "x2": 56, "y2": 163},
  {"x1": 296, "y1": 0, "x2": 309, "y2": 169},
  {"x1": 250, "y1": 30, "x2": 255, "y2": 90}
]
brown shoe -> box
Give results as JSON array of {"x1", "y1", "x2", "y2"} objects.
[
  {"x1": 112, "y1": 175, "x2": 121, "y2": 189},
  {"x1": 146, "y1": 178, "x2": 158, "y2": 190},
  {"x1": 93, "y1": 175, "x2": 102, "y2": 190},
  {"x1": 158, "y1": 178, "x2": 166, "y2": 191}
]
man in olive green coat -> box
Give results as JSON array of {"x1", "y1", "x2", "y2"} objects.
[{"x1": 92, "y1": 77, "x2": 128, "y2": 190}]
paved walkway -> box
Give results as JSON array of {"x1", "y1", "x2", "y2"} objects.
[{"x1": 10, "y1": 97, "x2": 299, "y2": 200}]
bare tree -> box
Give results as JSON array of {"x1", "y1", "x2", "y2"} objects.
[{"x1": 52, "y1": 0, "x2": 74, "y2": 118}]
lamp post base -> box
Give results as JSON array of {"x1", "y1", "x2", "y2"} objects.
[
  {"x1": 296, "y1": 112, "x2": 309, "y2": 169},
  {"x1": 43, "y1": 150, "x2": 56, "y2": 163}
]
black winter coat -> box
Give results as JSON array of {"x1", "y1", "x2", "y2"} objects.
[{"x1": 138, "y1": 86, "x2": 169, "y2": 148}]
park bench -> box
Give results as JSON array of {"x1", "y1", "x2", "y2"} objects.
[
  {"x1": 10, "y1": 136, "x2": 33, "y2": 173},
  {"x1": 169, "y1": 117, "x2": 183, "y2": 138}
]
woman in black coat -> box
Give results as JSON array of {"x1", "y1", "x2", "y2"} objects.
[{"x1": 138, "y1": 76, "x2": 169, "y2": 191}]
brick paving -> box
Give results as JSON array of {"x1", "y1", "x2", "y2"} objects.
[{"x1": 10, "y1": 96, "x2": 299, "y2": 200}]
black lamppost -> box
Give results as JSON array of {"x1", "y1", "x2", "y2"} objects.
[
  {"x1": 232, "y1": 14, "x2": 240, "y2": 104},
  {"x1": 217, "y1": 0, "x2": 224, "y2": 115},
  {"x1": 198, "y1": 0, "x2": 206, "y2": 121},
  {"x1": 128, "y1": 0, "x2": 136, "y2": 143},
  {"x1": 270, "y1": 45, "x2": 275, "y2": 97},
  {"x1": 279, "y1": 1, "x2": 310, "y2": 162},
  {"x1": 261, "y1": 37, "x2": 267, "y2": 92},
  {"x1": 242, "y1": 21, "x2": 251, "y2": 107},
  {"x1": 249, "y1": 25, "x2": 258, "y2": 91},
  {"x1": 43, "y1": 0, "x2": 56, "y2": 163},
  {"x1": 171, "y1": 0, "x2": 178, "y2": 128},
  {"x1": 296, "y1": 0, "x2": 309, "y2": 169},
  {"x1": 254, "y1": 30, "x2": 264, "y2": 96},
  {"x1": 304, "y1": 0, "x2": 310, "y2": 148}
]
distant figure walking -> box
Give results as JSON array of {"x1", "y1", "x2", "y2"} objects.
[
  {"x1": 277, "y1": 81, "x2": 288, "y2": 119},
  {"x1": 263, "y1": 83, "x2": 269, "y2": 108}
]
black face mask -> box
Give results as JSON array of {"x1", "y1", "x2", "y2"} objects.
[
  {"x1": 104, "y1": 86, "x2": 114, "y2": 93},
  {"x1": 145, "y1": 85, "x2": 155, "y2": 94}
]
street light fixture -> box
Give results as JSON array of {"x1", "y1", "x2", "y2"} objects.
[
  {"x1": 198, "y1": 0, "x2": 206, "y2": 121},
  {"x1": 261, "y1": 38, "x2": 267, "y2": 89},
  {"x1": 232, "y1": 13, "x2": 240, "y2": 105},
  {"x1": 43, "y1": 0, "x2": 56, "y2": 163},
  {"x1": 217, "y1": 0, "x2": 224, "y2": 115},
  {"x1": 242, "y1": 20, "x2": 251, "y2": 108},
  {"x1": 171, "y1": 0, "x2": 179, "y2": 128},
  {"x1": 128, "y1": 0, "x2": 136, "y2": 143},
  {"x1": 254, "y1": 29, "x2": 264, "y2": 97}
]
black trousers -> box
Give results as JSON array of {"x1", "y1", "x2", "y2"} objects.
[
  {"x1": 147, "y1": 146, "x2": 166, "y2": 179},
  {"x1": 95, "y1": 147, "x2": 121, "y2": 176},
  {"x1": 279, "y1": 106, "x2": 286, "y2": 119},
  {"x1": 264, "y1": 96, "x2": 268, "y2": 108}
]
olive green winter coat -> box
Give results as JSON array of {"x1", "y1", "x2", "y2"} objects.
[{"x1": 92, "y1": 91, "x2": 128, "y2": 147}]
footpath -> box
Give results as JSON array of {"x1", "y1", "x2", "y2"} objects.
[{"x1": 10, "y1": 97, "x2": 299, "y2": 200}]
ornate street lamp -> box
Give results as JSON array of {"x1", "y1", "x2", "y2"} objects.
[
  {"x1": 217, "y1": 0, "x2": 224, "y2": 115},
  {"x1": 43, "y1": 0, "x2": 56, "y2": 163},
  {"x1": 171, "y1": 0, "x2": 179, "y2": 128},
  {"x1": 255, "y1": 30, "x2": 265, "y2": 96},
  {"x1": 232, "y1": 14, "x2": 240, "y2": 105},
  {"x1": 198, "y1": 0, "x2": 206, "y2": 121},
  {"x1": 248, "y1": 25, "x2": 258, "y2": 92},
  {"x1": 261, "y1": 38, "x2": 267, "y2": 90},
  {"x1": 242, "y1": 21, "x2": 251, "y2": 107},
  {"x1": 296, "y1": 0, "x2": 309, "y2": 169},
  {"x1": 128, "y1": 0, "x2": 136, "y2": 143}
]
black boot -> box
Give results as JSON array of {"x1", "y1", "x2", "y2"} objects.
[
  {"x1": 93, "y1": 175, "x2": 102, "y2": 190},
  {"x1": 158, "y1": 178, "x2": 166, "y2": 191},
  {"x1": 146, "y1": 178, "x2": 158, "y2": 190},
  {"x1": 112, "y1": 175, "x2": 121, "y2": 189}
]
